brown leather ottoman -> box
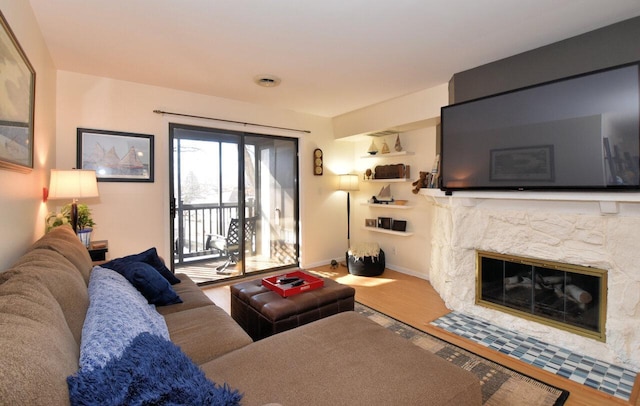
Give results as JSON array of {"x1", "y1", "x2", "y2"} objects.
[{"x1": 230, "y1": 276, "x2": 355, "y2": 341}]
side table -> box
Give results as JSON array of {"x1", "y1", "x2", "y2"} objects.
[{"x1": 88, "y1": 240, "x2": 108, "y2": 264}]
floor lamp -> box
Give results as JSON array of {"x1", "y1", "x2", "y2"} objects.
[
  {"x1": 337, "y1": 174, "x2": 359, "y2": 259},
  {"x1": 48, "y1": 169, "x2": 99, "y2": 234}
]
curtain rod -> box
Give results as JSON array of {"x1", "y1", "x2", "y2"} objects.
[{"x1": 153, "y1": 109, "x2": 311, "y2": 134}]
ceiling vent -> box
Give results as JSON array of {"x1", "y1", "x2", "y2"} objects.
[{"x1": 254, "y1": 75, "x2": 281, "y2": 88}]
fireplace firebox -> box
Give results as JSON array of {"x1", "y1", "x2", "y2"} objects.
[{"x1": 476, "y1": 251, "x2": 607, "y2": 342}]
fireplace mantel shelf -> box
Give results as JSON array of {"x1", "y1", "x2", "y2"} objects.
[{"x1": 418, "y1": 188, "x2": 640, "y2": 214}]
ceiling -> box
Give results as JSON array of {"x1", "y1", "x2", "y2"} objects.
[{"x1": 28, "y1": 0, "x2": 640, "y2": 118}]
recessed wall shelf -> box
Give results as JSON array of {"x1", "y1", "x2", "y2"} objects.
[
  {"x1": 361, "y1": 151, "x2": 414, "y2": 159},
  {"x1": 363, "y1": 226, "x2": 414, "y2": 236}
]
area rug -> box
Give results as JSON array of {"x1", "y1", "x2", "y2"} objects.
[{"x1": 355, "y1": 302, "x2": 569, "y2": 406}]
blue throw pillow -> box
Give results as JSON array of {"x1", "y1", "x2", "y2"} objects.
[
  {"x1": 105, "y1": 261, "x2": 182, "y2": 306},
  {"x1": 68, "y1": 332, "x2": 243, "y2": 406},
  {"x1": 80, "y1": 267, "x2": 170, "y2": 371},
  {"x1": 103, "y1": 247, "x2": 181, "y2": 285}
]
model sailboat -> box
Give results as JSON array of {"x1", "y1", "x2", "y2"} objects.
[{"x1": 371, "y1": 184, "x2": 393, "y2": 204}]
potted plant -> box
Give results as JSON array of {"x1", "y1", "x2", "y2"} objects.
[{"x1": 46, "y1": 203, "x2": 96, "y2": 246}]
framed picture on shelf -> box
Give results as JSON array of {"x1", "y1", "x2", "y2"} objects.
[
  {"x1": 391, "y1": 220, "x2": 407, "y2": 232},
  {"x1": 77, "y1": 128, "x2": 154, "y2": 182},
  {"x1": 377, "y1": 217, "x2": 392, "y2": 229},
  {"x1": 365, "y1": 219, "x2": 377, "y2": 228},
  {"x1": 0, "y1": 11, "x2": 35, "y2": 173}
]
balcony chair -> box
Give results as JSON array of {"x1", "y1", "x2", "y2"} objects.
[{"x1": 206, "y1": 217, "x2": 257, "y2": 275}]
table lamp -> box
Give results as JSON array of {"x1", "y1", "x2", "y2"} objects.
[{"x1": 48, "y1": 169, "x2": 99, "y2": 234}]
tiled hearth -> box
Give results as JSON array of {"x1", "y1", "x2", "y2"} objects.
[{"x1": 432, "y1": 311, "x2": 638, "y2": 401}]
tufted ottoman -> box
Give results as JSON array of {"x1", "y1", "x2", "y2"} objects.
[{"x1": 230, "y1": 275, "x2": 355, "y2": 341}]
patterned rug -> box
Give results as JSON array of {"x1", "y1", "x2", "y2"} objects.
[{"x1": 355, "y1": 303, "x2": 570, "y2": 406}]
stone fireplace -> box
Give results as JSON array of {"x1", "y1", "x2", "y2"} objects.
[{"x1": 424, "y1": 191, "x2": 640, "y2": 370}]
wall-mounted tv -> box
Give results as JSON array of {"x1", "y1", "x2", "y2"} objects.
[{"x1": 441, "y1": 62, "x2": 640, "y2": 192}]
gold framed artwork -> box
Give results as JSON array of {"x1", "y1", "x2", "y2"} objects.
[{"x1": 0, "y1": 11, "x2": 36, "y2": 173}]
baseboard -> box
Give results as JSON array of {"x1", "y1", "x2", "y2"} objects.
[{"x1": 302, "y1": 258, "x2": 430, "y2": 281}]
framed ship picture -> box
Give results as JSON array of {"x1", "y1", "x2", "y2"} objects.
[{"x1": 77, "y1": 128, "x2": 154, "y2": 182}]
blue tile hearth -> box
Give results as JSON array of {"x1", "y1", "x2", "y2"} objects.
[{"x1": 431, "y1": 311, "x2": 638, "y2": 401}]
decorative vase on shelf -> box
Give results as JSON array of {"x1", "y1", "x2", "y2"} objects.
[{"x1": 78, "y1": 228, "x2": 92, "y2": 248}]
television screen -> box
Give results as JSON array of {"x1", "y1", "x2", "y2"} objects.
[{"x1": 441, "y1": 62, "x2": 640, "y2": 191}]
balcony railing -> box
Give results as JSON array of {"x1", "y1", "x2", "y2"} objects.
[{"x1": 174, "y1": 202, "x2": 243, "y2": 264}]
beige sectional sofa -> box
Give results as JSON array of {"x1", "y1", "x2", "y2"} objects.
[{"x1": 0, "y1": 225, "x2": 482, "y2": 405}]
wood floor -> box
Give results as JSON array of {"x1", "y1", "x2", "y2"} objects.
[{"x1": 202, "y1": 264, "x2": 639, "y2": 406}]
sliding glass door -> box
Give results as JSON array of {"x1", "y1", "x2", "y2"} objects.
[{"x1": 169, "y1": 124, "x2": 298, "y2": 284}]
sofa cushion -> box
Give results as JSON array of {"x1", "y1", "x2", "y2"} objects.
[
  {"x1": 155, "y1": 273, "x2": 215, "y2": 315},
  {"x1": 68, "y1": 332, "x2": 242, "y2": 406},
  {"x1": 201, "y1": 311, "x2": 482, "y2": 406},
  {"x1": 103, "y1": 247, "x2": 181, "y2": 285},
  {"x1": 0, "y1": 275, "x2": 79, "y2": 406},
  {"x1": 164, "y1": 305, "x2": 253, "y2": 364},
  {"x1": 80, "y1": 267, "x2": 170, "y2": 371},
  {"x1": 3, "y1": 248, "x2": 89, "y2": 345},
  {"x1": 29, "y1": 225, "x2": 93, "y2": 284},
  {"x1": 103, "y1": 260, "x2": 182, "y2": 306}
]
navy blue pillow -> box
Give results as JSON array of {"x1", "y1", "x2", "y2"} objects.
[
  {"x1": 104, "y1": 247, "x2": 181, "y2": 285},
  {"x1": 105, "y1": 261, "x2": 182, "y2": 306}
]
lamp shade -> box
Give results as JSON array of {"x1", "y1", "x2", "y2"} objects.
[
  {"x1": 48, "y1": 169, "x2": 99, "y2": 199},
  {"x1": 337, "y1": 174, "x2": 359, "y2": 191}
]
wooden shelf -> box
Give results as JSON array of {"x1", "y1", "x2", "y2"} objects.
[
  {"x1": 361, "y1": 151, "x2": 414, "y2": 159},
  {"x1": 361, "y1": 203, "x2": 413, "y2": 209},
  {"x1": 363, "y1": 226, "x2": 414, "y2": 236}
]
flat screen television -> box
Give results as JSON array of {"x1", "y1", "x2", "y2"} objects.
[{"x1": 440, "y1": 62, "x2": 640, "y2": 192}]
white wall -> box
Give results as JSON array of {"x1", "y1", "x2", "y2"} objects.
[
  {"x1": 55, "y1": 71, "x2": 345, "y2": 267},
  {"x1": 0, "y1": 1, "x2": 57, "y2": 270},
  {"x1": 331, "y1": 83, "x2": 447, "y2": 278}
]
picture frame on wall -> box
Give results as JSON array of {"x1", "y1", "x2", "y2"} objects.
[
  {"x1": 77, "y1": 128, "x2": 154, "y2": 182},
  {"x1": 0, "y1": 11, "x2": 36, "y2": 173}
]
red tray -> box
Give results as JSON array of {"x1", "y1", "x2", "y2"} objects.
[{"x1": 262, "y1": 270, "x2": 324, "y2": 297}]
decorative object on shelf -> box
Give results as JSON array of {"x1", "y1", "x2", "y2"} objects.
[
  {"x1": 365, "y1": 219, "x2": 377, "y2": 227},
  {"x1": 337, "y1": 174, "x2": 359, "y2": 256},
  {"x1": 374, "y1": 164, "x2": 410, "y2": 179},
  {"x1": 380, "y1": 139, "x2": 390, "y2": 154},
  {"x1": 47, "y1": 169, "x2": 99, "y2": 237},
  {"x1": 391, "y1": 220, "x2": 407, "y2": 232},
  {"x1": 394, "y1": 134, "x2": 402, "y2": 152},
  {"x1": 367, "y1": 139, "x2": 378, "y2": 155},
  {"x1": 77, "y1": 128, "x2": 154, "y2": 182},
  {"x1": 429, "y1": 154, "x2": 440, "y2": 188},
  {"x1": 377, "y1": 217, "x2": 392, "y2": 229},
  {"x1": 313, "y1": 148, "x2": 323, "y2": 176},
  {"x1": 371, "y1": 184, "x2": 393, "y2": 204},
  {"x1": 364, "y1": 168, "x2": 372, "y2": 180},
  {"x1": 412, "y1": 171, "x2": 431, "y2": 194},
  {"x1": 394, "y1": 200, "x2": 408, "y2": 206},
  {"x1": 0, "y1": 12, "x2": 35, "y2": 173}
]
